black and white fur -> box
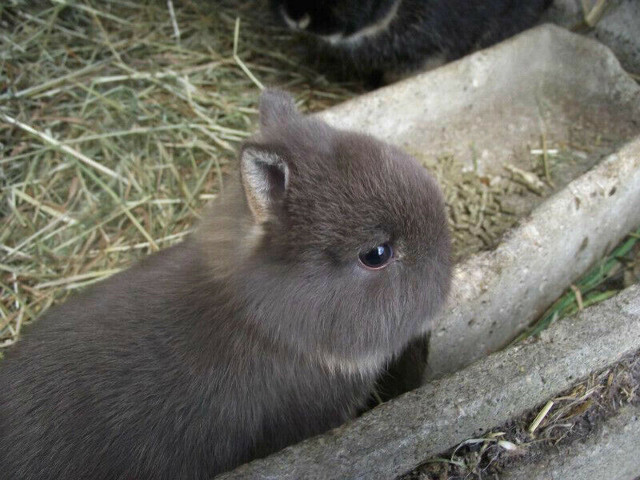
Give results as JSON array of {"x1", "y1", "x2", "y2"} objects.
[{"x1": 271, "y1": 0, "x2": 553, "y2": 81}]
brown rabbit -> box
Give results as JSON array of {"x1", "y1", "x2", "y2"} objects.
[{"x1": 0, "y1": 90, "x2": 451, "y2": 479}]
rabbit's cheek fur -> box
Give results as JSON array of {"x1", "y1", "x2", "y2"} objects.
[{"x1": 234, "y1": 258, "x2": 447, "y2": 373}]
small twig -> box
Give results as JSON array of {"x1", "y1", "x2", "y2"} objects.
[
  {"x1": 530, "y1": 149, "x2": 558, "y2": 155},
  {"x1": 570, "y1": 284, "x2": 584, "y2": 310},
  {"x1": 11, "y1": 273, "x2": 20, "y2": 311},
  {"x1": 2, "y1": 216, "x2": 67, "y2": 262},
  {"x1": 36, "y1": 269, "x2": 122, "y2": 289},
  {"x1": 11, "y1": 188, "x2": 78, "y2": 225},
  {"x1": 233, "y1": 18, "x2": 265, "y2": 90},
  {"x1": 1, "y1": 114, "x2": 128, "y2": 185},
  {"x1": 98, "y1": 231, "x2": 191, "y2": 253},
  {"x1": 529, "y1": 400, "x2": 554, "y2": 433},
  {"x1": 541, "y1": 133, "x2": 554, "y2": 187},
  {"x1": 584, "y1": 0, "x2": 609, "y2": 27},
  {"x1": 167, "y1": 0, "x2": 181, "y2": 43}
]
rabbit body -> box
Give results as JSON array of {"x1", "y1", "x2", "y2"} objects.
[
  {"x1": 0, "y1": 90, "x2": 451, "y2": 479},
  {"x1": 272, "y1": 0, "x2": 552, "y2": 78}
]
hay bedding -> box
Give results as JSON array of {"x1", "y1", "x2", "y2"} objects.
[
  {"x1": 0, "y1": 0, "x2": 361, "y2": 347},
  {"x1": 403, "y1": 350, "x2": 640, "y2": 480}
]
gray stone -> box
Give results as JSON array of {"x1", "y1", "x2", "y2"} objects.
[
  {"x1": 321, "y1": 24, "x2": 640, "y2": 178},
  {"x1": 217, "y1": 285, "x2": 640, "y2": 479},
  {"x1": 321, "y1": 24, "x2": 640, "y2": 379},
  {"x1": 544, "y1": 0, "x2": 640, "y2": 74},
  {"x1": 502, "y1": 402, "x2": 640, "y2": 480},
  {"x1": 427, "y1": 135, "x2": 640, "y2": 379}
]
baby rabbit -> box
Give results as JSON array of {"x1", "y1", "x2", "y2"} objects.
[
  {"x1": 271, "y1": 0, "x2": 552, "y2": 81},
  {"x1": 0, "y1": 90, "x2": 451, "y2": 479}
]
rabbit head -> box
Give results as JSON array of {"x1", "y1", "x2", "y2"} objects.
[{"x1": 198, "y1": 90, "x2": 451, "y2": 374}]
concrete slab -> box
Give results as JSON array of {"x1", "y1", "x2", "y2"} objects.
[
  {"x1": 427, "y1": 136, "x2": 640, "y2": 378},
  {"x1": 321, "y1": 24, "x2": 640, "y2": 379},
  {"x1": 544, "y1": 0, "x2": 640, "y2": 74},
  {"x1": 217, "y1": 284, "x2": 640, "y2": 479},
  {"x1": 321, "y1": 25, "x2": 640, "y2": 181},
  {"x1": 501, "y1": 402, "x2": 640, "y2": 480}
]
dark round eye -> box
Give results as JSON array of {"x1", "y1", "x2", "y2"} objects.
[{"x1": 358, "y1": 244, "x2": 393, "y2": 270}]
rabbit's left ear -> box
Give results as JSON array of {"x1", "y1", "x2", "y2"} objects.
[
  {"x1": 240, "y1": 142, "x2": 290, "y2": 224},
  {"x1": 259, "y1": 89, "x2": 299, "y2": 130}
]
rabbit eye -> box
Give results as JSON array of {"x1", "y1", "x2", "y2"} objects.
[{"x1": 358, "y1": 243, "x2": 393, "y2": 270}]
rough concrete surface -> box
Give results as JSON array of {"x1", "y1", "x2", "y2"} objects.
[
  {"x1": 501, "y1": 402, "x2": 640, "y2": 480},
  {"x1": 321, "y1": 25, "x2": 640, "y2": 178},
  {"x1": 323, "y1": 25, "x2": 640, "y2": 379},
  {"x1": 427, "y1": 136, "x2": 640, "y2": 378},
  {"x1": 545, "y1": 0, "x2": 640, "y2": 74},
  {"x1": 218, "y1": 285, "x2": 640, "y2": 479}
]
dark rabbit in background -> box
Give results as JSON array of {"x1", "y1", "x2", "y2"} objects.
[
  {"x1": 271, "y1": 0, "x2": 553, "y2": 81},
  {"x1": 0, "y1": 90, "x2": 451, "y2": 479}
]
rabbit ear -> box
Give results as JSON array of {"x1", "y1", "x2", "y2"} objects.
[
  {"x1": 240, "y1": 143, "x2": 290, "y2": 224},
  {"x1": 259, "y1": 89, "x2": 298, "y2": 129}
]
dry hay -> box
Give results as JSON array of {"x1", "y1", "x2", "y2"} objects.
[{"x1": 0, "y1": 0, "x2": 362, "y2": 346}]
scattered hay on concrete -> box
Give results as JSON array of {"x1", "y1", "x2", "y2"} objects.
[
  {"x1": 403, "y1": 349, "x2": 640, "y2": 480},
  {"x1": 403, "y1": 227, "x2": 640, "y2": 479}
]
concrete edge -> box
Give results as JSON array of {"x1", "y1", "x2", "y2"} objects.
[
  {"x1": 319, "y1": 24, "x2": 640, "y2": 143},
  {"x1": 501, "y1": 402, "x2": 640, "y2": 480},
  {"x1": 426, "y1": 134, "x2": 640, "y2": 378},
  {"x1": 217, "y1": 284, "x2": 640, "y2": 479},
  {"x1": 543, "y1": 0, "x2": 640, "y2": 74}
]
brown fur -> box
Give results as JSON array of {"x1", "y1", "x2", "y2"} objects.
[{"x1": 0, "y1": 90, "x2": 451, "y2": 479}]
